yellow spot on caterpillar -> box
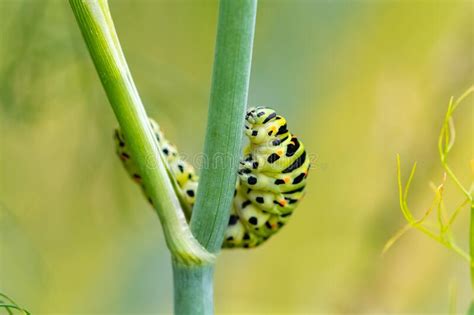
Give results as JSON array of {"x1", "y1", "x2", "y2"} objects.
[
  {"x1": 277, "y1": 149, "x2": 284, "y2": 156},
  {"x1": 284, "y1": 177, "x2": 290, "y2": 183}
]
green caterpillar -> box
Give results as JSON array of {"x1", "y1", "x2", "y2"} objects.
[{"x1": 114, "y1": 107, "x2": 310, "y2": 248}]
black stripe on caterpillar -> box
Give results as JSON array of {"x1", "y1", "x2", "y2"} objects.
[{"x1": 114, "y1": 107, "x2": 310, "y2": 249}]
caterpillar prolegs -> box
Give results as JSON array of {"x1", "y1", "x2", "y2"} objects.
[{"x1": 114, "y1": 107, "x2": 310, "y2": 248}]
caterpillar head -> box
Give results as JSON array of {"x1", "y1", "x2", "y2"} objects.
[{"x1": 245, "y1": 107, "x2": 289, "y2": 145}]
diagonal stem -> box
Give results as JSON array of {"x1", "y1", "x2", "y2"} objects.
[{"x1": 69, "y1": 0, "x2": 214, "y2": 266}]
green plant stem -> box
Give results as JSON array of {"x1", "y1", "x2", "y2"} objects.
[
  {"x1": 442, "y1": 87, "x2": 474, "y2": 303},
  {"x1": 173, "y1": 0, "x2": 257, "y2": 314},
  {"x1": 471, "y1": 203, "x2": 474, "y2": 299},
  {"x1": 69, "y1": 0, "x2": 214, "y2": 265},
  {"x1": 172, "y1": 264, "x2": 214, "y2": 314}
]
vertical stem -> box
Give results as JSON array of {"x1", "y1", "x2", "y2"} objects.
[
  {"x1": 173, "y1": 0, "x2": 257, "y2": 314},
  {"x1": 172, "y1": 265, "x2": 214, "y2": 315},
  {"x1": 192, "y1": 0, "x2": 257, "y2": 253},
  {"x1": 469, "y1": 203, "x2": 474, "y2": 314},
  {"x1": 471, "y1": 203, "x2": 474, "y2": 300}
]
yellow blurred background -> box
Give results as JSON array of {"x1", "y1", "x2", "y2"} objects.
[{"x1": 0, "y1": 0, "x2": 473, "y2": 314}]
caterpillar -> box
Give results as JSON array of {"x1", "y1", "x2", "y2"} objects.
[{"x1": 114, "y1": 107, "x2": 309, "y2": 249}]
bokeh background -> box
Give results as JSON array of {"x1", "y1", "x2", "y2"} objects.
[{"x1": 0, "y1": 0, "x2": 473, "y2": 314}]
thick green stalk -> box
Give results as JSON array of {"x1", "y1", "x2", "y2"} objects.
[
  {"x1": 471, "y1": 203, "x2": 474, "y2": 302},
  {"x1": 173, "y1": 0, "x2": 257, "y2": 314},
  {"x1": 69, "y1": 0, "x2": 214, "y2": 266}
]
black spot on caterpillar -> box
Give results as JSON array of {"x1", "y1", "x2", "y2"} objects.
[
  {"x1": 114, "y1": 107, "x2": 310, "y2": 249},
  {"x1": 267, "y1": 153, "x2": 281, "y2": 163},
  {"x1": 282, "y1": 151, "x2": 306, "y2": 174},
  {"x1": 229, "y1": 215, "x2": 239, "y2": 225}
]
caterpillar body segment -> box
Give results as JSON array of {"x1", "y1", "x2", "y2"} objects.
[
  {"x1": 114, "y1": 122, "x2": 196, "y2": 219},
  {"x1": 114, "y1": 107, "x2": 309, "y2": 249},
  {"x1": 225, "y1": 107, "x2": 309, "y2": 248}
]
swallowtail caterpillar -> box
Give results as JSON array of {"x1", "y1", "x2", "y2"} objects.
[{"x1": 115, "y1": 107, "x2": 310, "y2": 248}]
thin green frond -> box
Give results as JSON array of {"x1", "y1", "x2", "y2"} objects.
[
  {"x1": 0, "y1": 294, "x2": 18, "y2": 308},
  {"x1": 446, "y1": 117, "x2": 456, "y2": 153},
  {"x1": 452, "y1": 85, "x2": 474, "y2": 111},
  {"x1": 0, "y1": 303, "x2": 30, "y2": 315},
  {"x1": 445, "y1": 164, "x2": 471, "y2": 201},
  {"x1": 447, "y1": 198, "x2": 470, "y2": 229},
  {"x1": 434, "y1": 177, "x2": 448, "y2": 235},
  {"x1": 438, "y1": 96, "x2": 453, "y2": 162},
  {"x1": 392, "y1": 86, "x2": 474, "y2": 311},
  {"x1": 396, "y1": 154, "x2": 417, "y2": 222},
  {"x1": 403, "y1": 162, "x2": 417, "y2": 211},
  {"x1": 383, "y1": 223, "x2": 412, "y2": 254},
  {"x1": 437, "y1": 87, "x2": 473, "y2": 200}
]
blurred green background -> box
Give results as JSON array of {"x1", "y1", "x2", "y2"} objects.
[{"x1": 0, "y1": 0, "x2": 473, "y2": 314}]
